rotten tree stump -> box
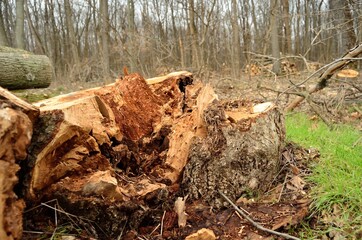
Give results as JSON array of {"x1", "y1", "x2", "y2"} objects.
[{"x1": 1, "y1": 71, "x2": 286, "y2": 239}]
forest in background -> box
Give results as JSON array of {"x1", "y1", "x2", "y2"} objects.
[{"x1": 0, "y1": 0, "x2": 361, "y2": 82}]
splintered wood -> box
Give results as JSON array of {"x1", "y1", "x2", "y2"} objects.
[
  {"x1": 0, "y1": 86, "x2": 39, "y2": 240},
  {"x1": 1, "y1": 71, "x2": 285, "y2": 239}
]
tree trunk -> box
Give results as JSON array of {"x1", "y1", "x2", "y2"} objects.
[
  {"x1": 231, "y1": 0, "x2": 241, "y2": 78},
  {"x1": 100, "y1": 0, "x2": 110, "y2": 76},
  {"x1": 0, "y1": 1, "x2": 9, "y2": 47},
  {"x1": 270, "y1": 0, "x2": 281, "y2": 74},
  {"x1": 189, "y1": 0, "x2": 200, "y2": 68},
  {"x1": 126, "y1": 0, "x2": 137, "y2": 72},
  {"x1": 64, "y1": 0, "x2": 79, "y2": 66},
  {"x1": 329, "y1": 0, "x2": 357, "y2": 57},
  {"x1": 282, "y1": 0, "x2": 291, "y2": 54},
  {"x1": 0, "y1": 48, "x2": 53, "y2": 90},
  {"x1": 15, "y1": 0, "x2": 25, "y2": 49}
]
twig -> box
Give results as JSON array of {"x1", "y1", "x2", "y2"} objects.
[
  {"x1": 285, "y1": 44, "x2": 362, "y2": 112},
  {"x1": 148, "y1": 223, "x2": 160, "y2": 237},
  {"x1": 218, "y1": 191, "x2": 301, "y2": 240},
  {"x1": 278, "y1": 173, "x2": 289, "y2": 203},
  {"x1": 222, "y1": 211, "x2": 235, "y2": 226},
  {"x1": 160, "y1": 210, "x2": 166, "y2": 236},
  {"x1": 116, "y1": 220, "x2": 128, "y2": 240}
]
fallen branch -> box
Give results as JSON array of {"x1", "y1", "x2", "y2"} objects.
[
  {"x1": 285, "y1": 44, "x2": 362, "y2": 112},
  {"x1": 219, "y1": 191, "x2": 301, "y2": 240}
]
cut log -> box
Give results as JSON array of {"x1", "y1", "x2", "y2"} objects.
[
  {"x1": 0, "y1": 87, "x2": 38, "y2": 240},
  {"x1": 0, "y1": 48, "x2": 53, "y2": 90}
]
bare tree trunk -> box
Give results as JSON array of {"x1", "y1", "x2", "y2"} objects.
[
  {"x1": 64, "y1": 0, "x2": 79, "y2": 66},
  {"x1": 127, "y1": 0, "x2": 137, "y2": 72},
  {"x1": 282, "y1": 0, "x2": 291, "y2": 54},
  {"x1": 26, "y1": 1, "x2": 46, "y2": 54},
  {"x1": 270, "y1": 0, "x2": 280, "y2": 74},
  {"x1": 15, "y1": 0, "x2": 25, "y2": 49},
  {"x1": 295, "y1": 0, "x2": 301, "y2": 55},
  {"x1": 189, "y1": 0, "x2": 200, "y2": 69},
  {"x1": 100, "y1": 0, "x2": 110, "y2": 76},
  {"x1": 0, "y1": 1, "x2": 9, "y2": 47},
  {"x1": 231, "y1": 0, "x2": 241, "y2": 78},
  {"x1": 329, "y1": 0, "x2": 357, "y2": 57},
  {"x1": 250, "y1": 0, "x2": 259, "y2": 50}
]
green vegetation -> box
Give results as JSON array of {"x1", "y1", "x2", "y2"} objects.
[
  {"x1": 12, "y1": 87, "x2": 65, "y2": 103},
  {"x1": 286, "y1": 113, "x2": 362, "y2": 237}
]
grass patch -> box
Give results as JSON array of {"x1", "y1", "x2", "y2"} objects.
[
  {"x1": 12, "y1": 87, "x2": 64, "y2": 103},
  {"x1": 286, "y1": 113, "x2": 362, "y2": 237}
]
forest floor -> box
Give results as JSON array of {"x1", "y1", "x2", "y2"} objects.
[{"x1": 16, "y1": 70, "x2": 362, "y2": 239}]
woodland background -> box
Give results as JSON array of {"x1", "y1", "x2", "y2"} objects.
[{"x1": 0, "y1": 0, "x2": 361, "y2": 81}]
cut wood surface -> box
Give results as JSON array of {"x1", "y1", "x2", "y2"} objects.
[{"x1": 0, "y1": 48, "x2": 53, "y2": 90}]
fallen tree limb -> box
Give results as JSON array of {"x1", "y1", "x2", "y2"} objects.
[
  {"x1": 285, "y1": 44, "x2": 362, "y2": 112},
  {"x1": 219, "y1": 191, "x2": 301, "y2": 240}
]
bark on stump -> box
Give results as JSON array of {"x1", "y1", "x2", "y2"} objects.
[
  {"x1": 0, "y1": 47, "x2": 53, "y2": 90},
  {"x1": 182, "y1": 101, "x2": 285, "y2": 207},
  {"x1": 0, "y1": 86, "x2": 38, "y2": 240}
]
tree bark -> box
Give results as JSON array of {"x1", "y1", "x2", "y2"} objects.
[
  {"x1": 0, "y1": 48, "x2": 53, "y2": 90},
  {"x1": 183, "y1": 101, "x2": 285, "y2": 207}
]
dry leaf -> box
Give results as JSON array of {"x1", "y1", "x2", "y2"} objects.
[
  {"x1": 290, "y1": 164, "x2": 300, "y2": 175},
  {"x1": 290, "y1": 175, "x2": 305, "y2": 190},
  {"x1": 185, "y1": 228, "x2": 216, "y2": 240},
  {"x1": 236, "y1": 196, "x2": 255, "y2": 204}
]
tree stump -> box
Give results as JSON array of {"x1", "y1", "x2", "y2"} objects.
[
  {"x1": 0, "y1": 71, "x2": 286, "y2": 238},
  {"x1": 182, "y1": 101, "x2": 285, "y2": 207}
]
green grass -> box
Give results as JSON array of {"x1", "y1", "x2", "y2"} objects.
[{"x1": 286, "y1": 113, "x2": 362, "y2": 237}]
